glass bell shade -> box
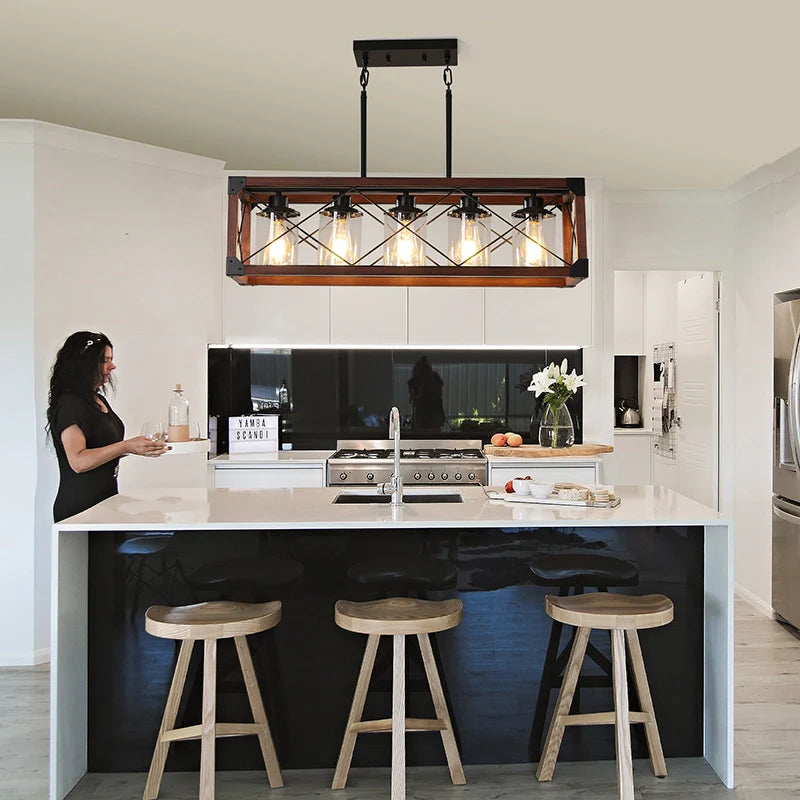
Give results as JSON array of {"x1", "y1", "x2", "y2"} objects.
[
  {"x1": 255, "y1": 192, "x2": 299, "y2": 266},
  {"x1": 512, "y1": 195, "x2": 555, "y2": 267},
  {"x1": 383, "y1": 193, "x2": 427, "y2": 267},
  {"x1": 447, "y1": 195, "x2": 491, "y2": 266},
  {"x1": 318, "y1": 195, "x2": 363, "y2": 266}
]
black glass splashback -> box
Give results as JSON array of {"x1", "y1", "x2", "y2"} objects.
[{"x1": 208, "y1": 348, "x2": 583, "y2": 452}]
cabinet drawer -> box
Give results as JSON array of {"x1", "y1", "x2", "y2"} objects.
[
  {"x1": 489, "y1": 464, "x2": 598, "y2": 486},
  {"x1": 212, "y1": 467, "x2": 325, "y2": 489}
]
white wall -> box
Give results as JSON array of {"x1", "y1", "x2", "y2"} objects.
[
  {"x1": 728, "y1": 149, "x2": 800, "y2": 610},
  {"x1": 0, "y1": 121, "x2": 225, "y2": 664},
  {"x1": 0, "y1": 125, "x2": 37, "y2": 664}
]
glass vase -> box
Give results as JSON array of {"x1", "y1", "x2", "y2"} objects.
[{"x1": 538, "y1": 403, "x2": 574, "y2": 449}]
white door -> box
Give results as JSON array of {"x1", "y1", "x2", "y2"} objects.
[{"x1": 676, "y1": 273, "x2": 719, "y2": 509}]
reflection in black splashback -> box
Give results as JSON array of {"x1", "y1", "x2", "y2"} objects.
[{"x1": 208, "y1": 348, "x2": 583, "y2": 452}]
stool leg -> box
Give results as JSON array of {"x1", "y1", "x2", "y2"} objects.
[
  {"x1": 200, "y1": 639, "x2": 217, "y2": 800},
  {"x1": 417, "y1": 633, "x2": 465, "y2": 785},
  {"x1": 611, "y1": 629, "x2": 634, "y2": 800},
  {"x1": 234, "y1": 635, "x2": 283, "y2": 788},
  {"x1": 626, "y1": 629, "x2": 667, "y2": 777},
  {"x1": 143, "y1": 639, "x2": 193, "y2": 800},
  {"x1": 332, "y1": 633, "x2": 380, "y2": 790},
  {"x1": 391, "y1": 634, "x2": 406, "y2": 800},
  {"x1": 537, "y1": 626, "x2": 590, "y2": 781},
  {"x1": 529, "y1": 615, "x2": 565, "y2": 761}
]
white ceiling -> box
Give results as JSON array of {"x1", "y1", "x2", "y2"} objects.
[{"x1": 3, "y1": 0, "x2": 798, "y2": 189}]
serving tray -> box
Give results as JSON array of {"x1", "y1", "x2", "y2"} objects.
[{"x1": 486, "y1": 490, "x2": 621, "y2": 508}]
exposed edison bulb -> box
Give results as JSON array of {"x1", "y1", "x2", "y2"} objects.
[
  {"x1": 383, "y1": 199, "x2": 427, "y2": 267},
  {"x1": 326, "y1": 215, "x2": 356, "y2": 265},
  {"x1": 396, "y1": 227, "x2": 416, "y2": 264},
  {"x1": 516, "y1": 217, "x2": 546, "y2": 267},
  {"x1": 456, "y1": 218, "x2": 483, "y2": 265},
  {"x1": 264, "y1": 217, "x2": 296, "y2": 266}
]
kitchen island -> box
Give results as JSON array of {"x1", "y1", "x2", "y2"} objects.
[{"x1": 51, "y1": 485, "x2": 732, "y2": 799}]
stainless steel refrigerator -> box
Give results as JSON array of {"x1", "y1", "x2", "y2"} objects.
[{"x1": 773, "y1": 291, "x2": 800, "y2": 627}]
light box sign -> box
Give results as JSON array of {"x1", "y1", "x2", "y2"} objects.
[{"x1": 228, "y1": 415, "x2": 279, "y2": 453}]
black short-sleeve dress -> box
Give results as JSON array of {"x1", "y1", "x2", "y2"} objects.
[{"x1": 53, "y1": 392, "x2": 125, "y2": 522}]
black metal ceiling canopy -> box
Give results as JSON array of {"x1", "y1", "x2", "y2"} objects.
[{"x1": 353, "y1": 39, "x2": 458, "y2": 68}]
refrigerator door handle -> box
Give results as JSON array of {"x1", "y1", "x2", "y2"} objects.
[
  {"x1": 788, "y1": 322, "x2": 800, "y2": 475},
  {"x1": 774, "y1": 503, "x2": 800, "y2": 526}
]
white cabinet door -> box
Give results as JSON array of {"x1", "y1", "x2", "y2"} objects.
[
  {"x1": 614, "y1": 271, "x2": 645, "y2": 354},
  {"x1": 212, "y1": 466, "x2": 325, "y2": 489},
  {"x1": 605, "y1": 434, "x2": 652, "y2": 485},
  {"x1": 484, "y1": 284, "x2": 592, "y2": 346},
  {"x1": 330, "y1": 286, "x2": 407, "y2": 345},
  {"x1": 408, "y1": 287, "x2": 484, "y2": 345},
  {"x1": 223, "y1": 283, "x2": 331, "y2": 345},
  {"x1": 489, "y1": 463, "x2": 599, "y2": 486}
]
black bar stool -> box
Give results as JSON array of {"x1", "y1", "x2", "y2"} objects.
[{"x1": 528, "y1": 553, "x2": 639, "y2": 761}]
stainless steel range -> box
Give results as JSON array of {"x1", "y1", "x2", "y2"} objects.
[{"x1": 328, "y1": 439, "x2": 487, "y2": 486}]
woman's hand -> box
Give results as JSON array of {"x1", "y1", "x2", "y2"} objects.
[{"x1": 125, "y1": 436, "x2": 169, "y2": 457}]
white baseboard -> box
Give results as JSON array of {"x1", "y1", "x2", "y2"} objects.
[
  {"x1": 734, "y1": 583, "x2": 774, "y2": 618},
  {"x1": 0, "y1": 647, "x2": 50, "y2": 667}
]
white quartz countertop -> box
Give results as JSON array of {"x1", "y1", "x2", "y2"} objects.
[
  {"x1": 209, "y1": 451, "x2": 333, "y2": 465},
  {"x1": 485, "y1": 454, "x2": 603, "y2": 463},
  {"x1": 54, "y1": 485, "x2": 728, "y2": 532}
]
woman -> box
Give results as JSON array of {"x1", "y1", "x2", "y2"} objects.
[{"x1": 47, "y1": 331, "x2": 166, "y2": 522}]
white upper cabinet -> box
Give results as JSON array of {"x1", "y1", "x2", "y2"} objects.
[
  {"x1": 408, "y1": 287, "x2": 484, "y2": 346},
  {"x1": 330, "y1": 286, "x2": 407, "y2": 345},
  {"x1": 223, "y1": 283, "x2": 331, "y2": 345},
  {"x1": 483, "y1": 283, "x2": 593, "y2": 346},
  {"x1": 613, "y1": 271, "x2": 645, "y2": 354}
]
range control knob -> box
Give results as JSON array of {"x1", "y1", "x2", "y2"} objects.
[
  {"x1": 366, "y1": 472, "x2": 374, "y2": 481},
  {"x1": 427, "y1": 472, "x2": 436, "y2": 481},
  {"x1": 339, "y1": 472, "x2": 348, "y2": 481},
  {"x1": 468, "y1": 472, "x2": 476, "y2": 481},
  {"x1": 441, "y1": 472, "x2": 449, "y2": 481},
  {"x1": 454, "y1": 472, "x2": 462, "y2": 481},
  {"x1": 414, "y1": 472, "x2": 422, "y2": 480}
]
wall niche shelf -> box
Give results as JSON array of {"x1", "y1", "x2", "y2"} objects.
[{"x1": 226, "y1": 176, "x2": 588, "y2": 288}]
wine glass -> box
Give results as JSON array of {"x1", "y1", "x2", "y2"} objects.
[
  {"x1": 141, "y1": 421, "x2": 166, "y2": 444},
  {"x1": 189, "y1": 422, "x2": 203, "y2": 441}
]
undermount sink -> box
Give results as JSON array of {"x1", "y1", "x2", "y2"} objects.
[{"x1": 333, "y1": 491, "x2": 463, "y2": 505}]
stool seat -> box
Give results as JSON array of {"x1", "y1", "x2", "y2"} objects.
[
  {"x1": 530, "y1": 554, "x2": 639, "y2": 587},
  {"x1": 145, "y1": 600, "x2": 281, "y2": 640},
  {"x1": 118, "y1": 535, "x2": 174, "y2": 557},
  {"x1": 189, "y1": 556, "x2": 304, "y2": 591},
  {"x1": 545, "y1": 593, "x2": 673, "y2": 630},
  {"x1": 348, "y1": 556, "x2": 458, "y2": 593},
  {"x1": 335, "y1": 597, "x2": 463, "y2": 636}
]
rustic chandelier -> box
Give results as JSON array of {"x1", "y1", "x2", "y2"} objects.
[{"x1": 226, "y1": 39, "x2": 588, "y2": 287}]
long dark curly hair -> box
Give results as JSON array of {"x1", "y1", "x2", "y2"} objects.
[{"x1": 46, "y1": 331, "x2": 114, "y2": 440}]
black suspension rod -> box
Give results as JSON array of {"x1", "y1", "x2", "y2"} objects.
[
  {"x1": 444, "y1": 61, "x2": 453, "y2": 178},
  {"x1": 360, "y1": 58, "x2": 369, "y2": 178}
]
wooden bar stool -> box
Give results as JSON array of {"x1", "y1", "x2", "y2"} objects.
[
  {"x1": 143, "y1": 601, "x2": 284, "y2": 800},
  {"x1": 332, "y1": 597, "x2": 466, "y2": 800},
  {"x1": 528, "y1": 553, "x2": 640, "y2": 761},
  {"x1": 536, "y1": 592, "x2": 673, "y2": 800}
]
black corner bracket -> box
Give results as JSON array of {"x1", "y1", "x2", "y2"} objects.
[
  {"x1": 228, "y1": 176, "x2": 247, "y2": 195},
  {"x1": 570, "y1": 258, "x2": 589, "y2": 279},
  {"x1": 226, "y1": 256, "x2": 245, "y2": 276},
  {"x1": 566, "y1": 178, "x2": 586, "y2": 195}
]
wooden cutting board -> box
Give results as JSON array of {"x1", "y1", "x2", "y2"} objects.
[{"x1": 483, "y1": 443, "x2": 614, "y2": 457}]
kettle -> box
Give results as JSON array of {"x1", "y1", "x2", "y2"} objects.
[{"x1": 618, "y1": 399, "x2": 641, "y2": 427}]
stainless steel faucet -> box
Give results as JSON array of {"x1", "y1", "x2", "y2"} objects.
[{"x1": 378, "y1": 406, "x2": 403, "y2": 506}]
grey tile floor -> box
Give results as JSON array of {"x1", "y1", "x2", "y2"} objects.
[{"x1": 3, "y1": 598, "x2": 800, "y2": 799}]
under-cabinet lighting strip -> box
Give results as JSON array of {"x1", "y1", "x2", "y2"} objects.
[{"x1": 208, "y1": 343, "x2": 583, "y2": 350}]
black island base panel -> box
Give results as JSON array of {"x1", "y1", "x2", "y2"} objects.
[{"x1": 87, "y1": 525, "x2": 703, "y2": 773}]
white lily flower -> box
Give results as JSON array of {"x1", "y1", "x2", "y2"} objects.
[
  {"x1": 560, "y1": 358, "x2": 568, "y2": 376},
  {"x1": 563, "y1": 369, "x2": 586, "y2": 394},
  {"x1": 527, "y1": 370, "x2": 556, "y2": 397},
  {"x1": 546, "y1": 362, "x2": 558, "y2": 379}
]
